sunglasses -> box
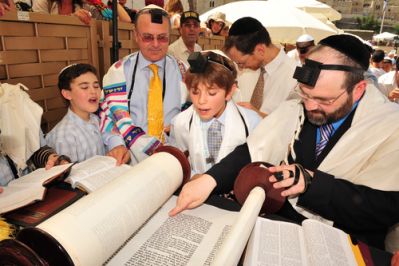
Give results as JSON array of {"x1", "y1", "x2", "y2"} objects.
[{"x1": 137, "y1": 33, "x2": 169, "y2": 43}]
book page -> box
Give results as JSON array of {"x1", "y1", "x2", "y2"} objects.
[
  {"x1": 76, "y1": 164, "x2": 131, "y2": 193},
  {"x1": 37, "y1": 152, "x2": 184, "y2": 266},
  {"x1": 6, "y1": 163, "x2": 73, "y2": 187},
  {"x1": 244, "y1": 218, "x2": 308, "y2": 266},
  {"x1": 302, "y1": 219, "x2": 357, "y2": 266},
  {"x1": 106, "y1": 196, "x2": 239, "y2": 266},
  {"x1": 66, "y1": 155, "x2": 117, "y2": 187},
  {"x1": 0, "y1": 163, "x2": 74, "y2": 214}
]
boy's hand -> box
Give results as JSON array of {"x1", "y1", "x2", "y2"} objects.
[
  {"x1": 45, "y1": 154, "x2": 71, "y2": 170},
  {"x1": 107, "y1": 145, "x2": 130, "y2": 165},
  {"x1": 168, "y1": 174, "x2": 216, "y2": 216}
]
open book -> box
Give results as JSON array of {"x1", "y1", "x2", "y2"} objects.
[
  {"x1": 244, "y1": 218, "x2": 362, "y2": 266},
  {"x1": 0, "y1": 163, "x2": 73, "y2": 214},
  {"x1": 65, "y1": 155, "x2": 131, "y2": 193}
]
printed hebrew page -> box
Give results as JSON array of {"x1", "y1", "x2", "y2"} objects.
[
  {"x1": 243, "y1": 218, "x2": 308, "y2": 266},
  {"x1": 65, "y1": 155, "x2": 131, "y2": 192},
  {"x1": 302, "y1": 219, "x2": 358, "y2": 266},
  {"x1": 0, "y1": 163, "x2": 74, "y2": 214},
  {"x1": 106, "y1": 196, "x2": 240, "y2": 266}
]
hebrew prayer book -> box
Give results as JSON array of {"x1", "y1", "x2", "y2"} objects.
[
  {"x1": 4, "y1": 185, "x2": 85, "y2": 227},
  {"x1": 0, "y1": 163, "x2": 73, "y2": 214},
  {"x1": 65, "y1": 155, "x2": 131, "y2": 193},
  {"x1": 26, "y1": 152, "x2": 264, "y2": 266},
  {"x1": 244, "y1": 218, "x2": 364, "y2": 266}
]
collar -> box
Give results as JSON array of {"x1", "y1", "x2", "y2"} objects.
[
  {"x1": 177, "y1": 37, "x2": 190, "y2": 53},
  {"x1": 66, "y1": 108, "x2": 98, "y2": 126},
  {"x1": 264, "y1": 48, "x2": 286, "y2": 75},
  {"x1": 137, "y1": 51, "x2": 165, "y2": 71}
]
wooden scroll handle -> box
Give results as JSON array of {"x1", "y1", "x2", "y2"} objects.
[
  {"x1": 154, "y1": 145, "x2": 191, "y2": 185},
  {"x1": 0, "y1": 227, "x2": 73, "y2": 266},
  {"x1": 0, "y1": 238, "x2": 46, "y2": 266},
  {"x1": 234, "y1": 162, "x2": 285, "y2": 215}
]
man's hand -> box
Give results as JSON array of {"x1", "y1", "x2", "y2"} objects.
[
  {"x1": 73, "y1": 9, "x2": 92, "y2": 25},
  {"x1": 236, "y1": 102, "x2": 267, "y2": 118},
  {"x1": 169, "y1": 174, "x2": 217, "y2": 216},
  {"x1": 268, "y1": 164, "x2": 313, "y2": 197},
  {"x1": 107, "y1": 145, "x2": 130, "y2": 165},
  {"x1": 388, "y1": 88, "x2": 399, "y2": 102},
  {"x1": 0, "y1": 187, "x2": 3, "y2": 193}
]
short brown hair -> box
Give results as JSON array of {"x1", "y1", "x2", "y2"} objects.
[{"x1": 185, "y1": 51, "x2": 237, "y2": 93}]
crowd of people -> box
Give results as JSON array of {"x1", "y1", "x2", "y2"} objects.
[{"x1": 1, "y1": 2, "x2": 399, "y2": 264}]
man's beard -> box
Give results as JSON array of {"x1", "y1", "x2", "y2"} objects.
[{"x1": 306, "y1": 93, "x2": 353, "y2": 126}]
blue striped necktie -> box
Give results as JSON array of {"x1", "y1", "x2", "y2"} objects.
[{"x1": 315, "y1": 124, "x2": 334, "y2": 157}]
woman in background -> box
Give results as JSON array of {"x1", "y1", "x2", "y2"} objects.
[{"x1": 164, "y1": 0, "x2": 183, "y2": 29}]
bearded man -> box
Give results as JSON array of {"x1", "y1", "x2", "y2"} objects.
[{"x1": 170, "y1": 34, "x2": 399, "y2": 252}]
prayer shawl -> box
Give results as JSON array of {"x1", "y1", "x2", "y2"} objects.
[
  {"x1": 247, "y1": 84, "x2": 399, "y2": 251},
  {"x1": 100, "y1": 54, "x2": 160, "y2": 162},
  {"x1": 0, "y1": 83, "x2": 42, "y2": 172},
  {"x1": 172, "y1": 101, "x2": 253, "y2": 176}
]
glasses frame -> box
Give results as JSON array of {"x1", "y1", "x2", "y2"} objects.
[
  {"x1": 294, "y1": 85, "x2": 347, "y2": 106},
  {"x1": 136, "y1": 32, "x2": 170, "y2": 43}
]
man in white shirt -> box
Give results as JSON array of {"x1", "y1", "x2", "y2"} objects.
[
  {"x1": 226, "y1": 17, "x2": 298, "y2": 117},
  {"x1": 168, "y1": 11, "x2": 202, "y2": 67}
]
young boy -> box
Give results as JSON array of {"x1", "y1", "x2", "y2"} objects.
[
  {"x1": 170, "y1": 51, "x2": 261, "y2": 176},
  {"x1": 46, "y1": 64, "x2": 105, "y2": 162}
]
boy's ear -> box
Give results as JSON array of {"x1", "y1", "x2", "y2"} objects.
[
  {"x1": 225, "y1": 83, "x2": 237, "y2": 101},
  {"x1": 61, "y1": 89, "x2": 72, "y2": 101}
]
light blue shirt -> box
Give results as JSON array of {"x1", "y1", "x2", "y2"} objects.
[
  {"x1": 104, "y1": 52, "x2": 184, "y2": 150},
  {"x1": 316, "y1": 101, "x2": 360, "y2": 144},
  {"x1": 46, "y1": 109, "x2": 105, "y2": 162}
]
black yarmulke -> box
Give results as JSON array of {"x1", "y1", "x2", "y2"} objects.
[
  {"x1": 319, "y1": 34, "x2": 370, "y2": 71},
  {"x1": 229, "y1": 17, "x2": 264, "y2": 36}
]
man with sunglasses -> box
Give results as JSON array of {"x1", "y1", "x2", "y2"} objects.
[
  {"x1": 99, "y1": 5, "x2": 186, "y2": 165},
  {"x1": 170, "y1": 34, "x2": 399, "y2": 253},
  {"x1": 168, "y1": 11, "x2": 202, "y2": 67},
  {"x1": 287, "y1": 34, "x2": 315, "y2": 65}
]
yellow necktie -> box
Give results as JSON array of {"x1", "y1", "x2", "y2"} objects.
[{"x1": 148, "y1": 64, "x2": 164, "y2": 143}]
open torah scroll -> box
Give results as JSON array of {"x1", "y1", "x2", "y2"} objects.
[{"x1": 2, "y1": 148, "x2": 265, "y2": 266}]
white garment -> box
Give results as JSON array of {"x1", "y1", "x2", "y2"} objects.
[
  {"x1": 0, "y1": 83, "x2": 42, "y2": 171},
  {"x1": 171, "y1": 101, "x2": 261, "y2": 176},
  {"x1": 247, "y1": 84, "x2": 399, "y2": 251},
  {"x1": 234, "y1": 48, "x2": 299, "y2": 115},
  {"x1": 378, "y1": 70, "x2": 398, "y2": 100},
  {"x1": 234, "y1": 68, "x2": 260, "y2": 103},
  {"x1": 168, "y1": 37, "x2": 202, "y2": 67},
  {"x1": 287, "y1": 49, "x2": 301, "y2": 65}
]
